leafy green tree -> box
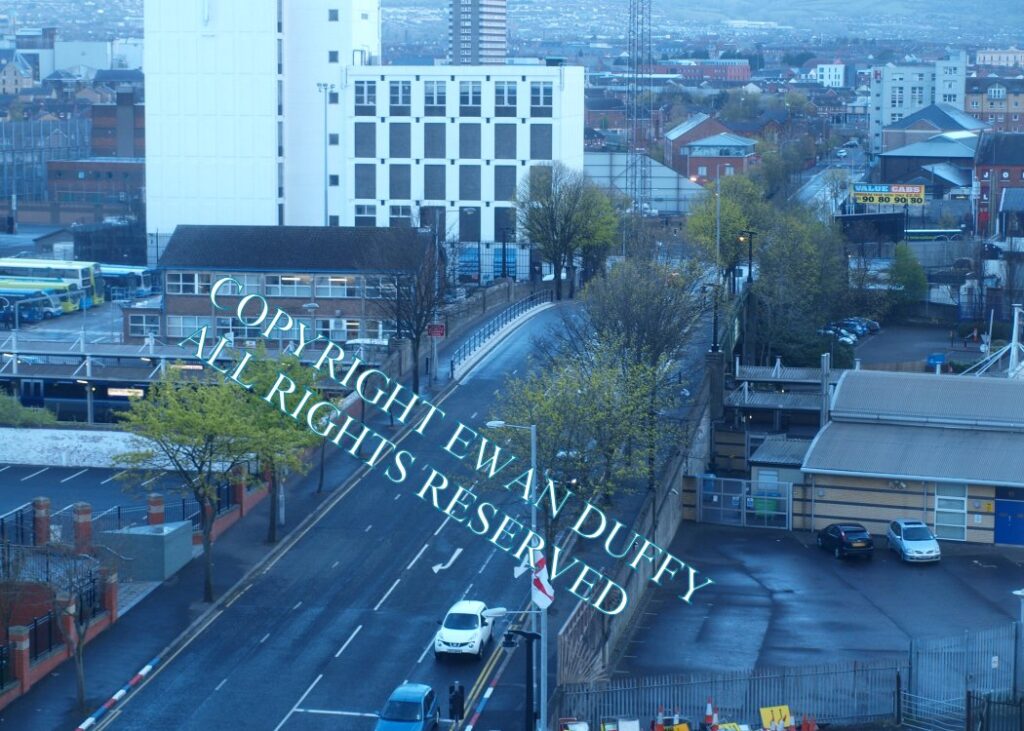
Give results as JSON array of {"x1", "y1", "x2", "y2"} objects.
[
  {"x1": 516, "y1": 162, "x2": 618, "y2": 300},
  {"x1": 116, "y1": 369, "x2": 260, "y2": 603},
  {"x1": 888, "y1": 243, "x2": 928, "y2": 314},
  {"x1": 0, "y1": 395, "x2": 56, "y2": 426},
  {"x1": 241, "y1": 346, "x2": 321, "y2": 543}
]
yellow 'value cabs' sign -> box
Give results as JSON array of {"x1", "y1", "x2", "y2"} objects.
[{"x1": 853, "y1": 183, "x2": 925, "y2": 205}]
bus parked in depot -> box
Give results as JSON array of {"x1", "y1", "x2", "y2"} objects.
[
  {"x1": 0, "y1": 258, "x2": 104, "y2": 307},
  {"x1": 102, "y1": 265, "x2": 156, "y2": 300},
  {"x1": 0, "y1": 277, "x2": 82, "y2": 314}
]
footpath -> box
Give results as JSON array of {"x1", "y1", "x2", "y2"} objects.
[{"x1": 0, "y1": 283, "x2": 555, "y2": 731}]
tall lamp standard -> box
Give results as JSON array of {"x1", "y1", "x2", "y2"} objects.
[
  {"x1": 709, "y1": 167, "x2": 723, "y2": 353},
  {"x1": 485, "y1": 420, "x2": 545, "y2": 730},
  {"x1": 738, "y1": 229, "x2": 756, "y2": 284},
  {"x1": 315, "y1": 82, "x2": 336, "y2": 226}
]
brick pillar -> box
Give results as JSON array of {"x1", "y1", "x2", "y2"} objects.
[
  {"x1": 230, "y1": 467, "x2": 247, "y2": 517},
  {"x1": 32, "y1": 497, "x2": 50, "y2": 546},
  {"x1": 147, "y1": 493, "x2": 164, "y2": 526},
  {"x1": 9, "y1": 625, "x2": 30, "y2": 693},
  {"x1": 102, "y1": 569, "x2": 118, "y2": 623},
  {"x1": 72, "y1": 502, "x2": 92, "y2": 554},
  {"x1": 56, "y1": 591, "x2": 76, "y2": 649}
]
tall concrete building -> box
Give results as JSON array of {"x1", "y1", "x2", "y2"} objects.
[
  {"x1": 868, "y1": 51, "x2": 967, "y2": 154},
  {"x1": 448, "y1": 0, "x2": 507, "y2": 66},
  {"x1": 145, "y1": 0, "x2": 582, "y2": 274}
]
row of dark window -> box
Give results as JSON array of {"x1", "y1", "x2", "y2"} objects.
[
  {"x1": 353, "y1": 122, "x2": 552, "y2": 161},
  {"x1": 353, "y1": 80, "x2": 553, "y2": 118},
  {"x1": 352, "y1": 164, "x2": 530, "y2": 202}
]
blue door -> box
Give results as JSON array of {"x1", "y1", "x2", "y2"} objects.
[{"x1": 994, "y1": 500, "x2": 1024, "y2": 545}]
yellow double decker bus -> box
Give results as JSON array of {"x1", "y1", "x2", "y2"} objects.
[{"x1": 0, "y1": 258, "x2": 103, "y2": 307}]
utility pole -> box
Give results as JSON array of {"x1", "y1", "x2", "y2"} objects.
[{"x1": 315, "y1": 82, "x2": 335, "y2": 226}]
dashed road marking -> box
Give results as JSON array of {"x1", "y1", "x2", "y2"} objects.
[
  {"x1": 407, "y1": 543, "x2": 429, "y2": 571},
  {"x1": 364, "y1": 524, "x2": 372, "y2": 532},
  {"x1": 334, "y1": 624, "x2": 362, "y2": 658},
  {"x1": 292, "y1": 601, "x2": 303, "y2": 611},
  {"x1": 434, "y1": 516, "x2": 450, "y2": 537},
  {"x1": 374, "y1": 579, "x2": 401, "y2": 611},
  {"x1": 259, "y1": 633, "x2": 270, "y2": 644},
  {"x1": 215, "y1": 678, "x2": 228, "y2": 691}
]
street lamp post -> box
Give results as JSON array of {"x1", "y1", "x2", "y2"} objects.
[
  {"x1": 315, "y1": 82, "x2": 336, "y2": 226},
  {"x1": 738, "y1": 229, "x2": 756, "y2": 283},
  {"x1": 709, "y1": 170, "x2": 723, "y2": 353},
  {"x1": 486, "y1": 420, "x2": 545, "y2": 731},
  {"x1": 500, "y1": 227, "x2": 509, "y2": 279},
  {"x1": 503, "y1": 629, "x2": 540, "y2": 731}
]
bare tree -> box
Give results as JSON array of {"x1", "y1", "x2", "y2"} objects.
[{"x1": 363, "y1": 232, "x2": 447, "y2": 394}]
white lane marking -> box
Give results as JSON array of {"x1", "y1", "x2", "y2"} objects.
[
  {"x1": 373, "y1": 579, "x2": 401, "y2": 611},
  {"x1": 433, "y1": 515, "x2": 450, "y2": 537},
  {"x1": 272, "y1": 674, "x2": 323, "y2": 731},
  {"x1": 483, "y1": 687, "x2": 494, "y2": 699},
  {"x1": 259, "y1": 633, "x2": 270, "y2": 644},
  {"x1": 0, "y1": 466, "x2": 9, "y2": 474},
  {"x1": 101, "y1": 470, "x2": 126, "y2": 485},
  {"x1": 461, "y1": 582, "x2": 473, "y2": 598},
  {"x1": 334, "y1": 624, "x2": 362, "y2": 658},
  {"x1": 364, "y1": 524, "x2": 372, "y2": 532},
  {"x1": 393, "y1": 493, "x2": 400, "y2": 501},
  {"x1": 141, "y1": 474, "x2": 161, "y2": 486},
  {"x1": 292, "y1": 601, "x2": 303, "y2": 611},
  {"x1": 470, "y1": 411, "x2": 478, "y2": 419},
  {"x1": 331, "y1": 560, "x2": 340, "y2": 569},
  {"x1": 417, "y1": 635, "x2": 436, "y2": 664},
  {"x1": 432, "y1": 547, "x2": 463, "y2": 574},
  {"x1": 295, "y1": 709, "x2": 378, "y2": 717},
  {"x1": 225, "y1": 583, "x2": 252, "y2": 608},
  {"x1": 477, "y1": 549, "x2": 496, "y2": 575},
  {"x1": 21, "y1": 467, "x2": 48, "y2": 481},
  {"x1": 406, "y1": 543, "x2": 429, "y2": 571},
  {"x1": 215, "y1": 678, "x2": 228, "y2": 691},
  {"x1": 61, "y1": 468, "x2": 88, "y2": 483}
]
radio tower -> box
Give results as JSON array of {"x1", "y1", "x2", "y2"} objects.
[{"x1": 623, "y1": 0, "x2": 653, "y2": 257}]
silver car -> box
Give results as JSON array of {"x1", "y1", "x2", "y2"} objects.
[{"x1": 887, "y1": 519, "x2": 941, "y2": 563}]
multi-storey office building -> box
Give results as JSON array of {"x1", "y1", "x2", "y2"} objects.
[{"x1": 449, "y1": 0, "x2": 507, "y2": 66}]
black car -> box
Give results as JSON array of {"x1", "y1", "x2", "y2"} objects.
[{"x1": 816, "y1": 523, "x2": 874, "y2": 559}]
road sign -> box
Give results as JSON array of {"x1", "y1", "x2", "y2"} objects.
[
  {"x1": 853, "y1": 183, "x2": 925, "y2": 206},
  {"x1": 427, "y1": 323, "x2": 445, "y2": 337},
  {"x1": 927, "y1": 352, "x2": 946, "y2": 367}
]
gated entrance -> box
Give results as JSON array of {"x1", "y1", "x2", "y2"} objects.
[
  {"x1": 995, "y1": 499, "x2": 1024, "y2": 546},
  {"x1": 698, "y1": 476, "x2": 792, "y2": 529}
]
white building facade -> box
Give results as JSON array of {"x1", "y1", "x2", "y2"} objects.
[
  {"x1": 868, "y1": 52, "x2": 967, "y2": 153},
  {"x1": 145, "y1": 0, "x2": 583, "y2": 275},
  {"x1": 814, "y1": 63, "x2": 846, "y2": 88}
]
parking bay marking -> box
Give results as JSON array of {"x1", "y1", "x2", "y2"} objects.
[
  {"x1": 61, "y1": 468, "x2": 88, "y2": 483},
  {"x1": 21, "y1": 467, "x2": 48, "y2": 481},
  {"x1": 273, "y1": 674, "x2": 323, "y2": 731},
  {"x1": 101, "y1": 470, "x2": 126, "y2": 485}
]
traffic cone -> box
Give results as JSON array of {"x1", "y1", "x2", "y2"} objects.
[
  {"x1": 704, "y1": 698, "x2": 713, "y2": 726},
  {"x1": 786, "y1": 713, "x2": 796, "y2": 731},
  {"x1": 800, "y1": 714, "x2": 809, "y2": 731},
  {"x1": 809, "y1": 715, "x2": 818, "y2": 731},
  {"x1": 654, "y1": 705, "x2": 665, "y2": 731},
  {"x1": 673, "y1": 707, "x2": 681, "y2": 727},
  {"x1": 711, "y1": 706, "x2": 719, "y2": 731}
]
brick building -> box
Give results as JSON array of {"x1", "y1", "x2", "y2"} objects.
[
  {"x1": 127, "y1": 225, "x2": 430, "y2": 346},
  {"x1": 975, "y1": 132, "x2": 1024, "y2": 237},
  {"x1": 663, "y1": 113, "x2": 730, "y2": 176},
  {"x1": 965, "y1": 78, "x2": 1024, "y2": 133},
  {"x1": 91, "y1": 88, "x2": 145, "y2": 157}
]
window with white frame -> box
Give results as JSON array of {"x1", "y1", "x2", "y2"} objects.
[
  {"x1": 165, "y1": 272, "x2": 212, "y2": 295},
  {"x1": 390, "y1": 80, "x2": 411, "y2": 114},
  {"x1": 128, "y1": 314, "x2": 160, "y2": 338},
  {"x1": 165, "y1": 315, "x2": 211, "y2": 338},
  {"x1": 316, "y1": 318, "x2": 361, "y2": 342},
  {"x1": 215, "y1": 316, "x2": 263, "y2": 341},
  {"x1": 495, "y1": 81, "x2": 517, "y2": 115},
  {"x1": 363, "y1": 275, "x2": 398, "y2": 299},
  {"x1": 530, "y1": 81, "x2": 553, "y2": 116},
  {"x1": 314, "y1": 275, "x2": 359, "y2": 298},
  {"x1": 355, "y1": 80, "x2": 376, "y2": 114},
  {"x1": 214, "y1": 273, "x2": 260, "y2": 296},
  {"x1": 264, "y1": 274, "x2": 312, "y2": 297},
  {"x1": 934, "y1": 483, "x2": 967, "y2": 540},
  {"x1": 424, "y1": 80, "x2": 446, "y2": 113},
  {"x1": 460, "y1": 81, "x2": 481, "y2": 107},
  {"x1": 364, "y1": 319, "x2": 397, "y2": 339}
]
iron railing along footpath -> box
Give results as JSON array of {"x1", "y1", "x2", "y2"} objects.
[
  {"x1": 28, "y1": 612, "x2": 57, "y2": 662},
  {"x1": 449, "y1": 290, "x2": 553, "y2": 378},
  {"x1": 0, "y1": 643, "x2": 13, "y2": 689},
  {"x1": 0, "y1": 502, "x2": 34, "y2": 547}
]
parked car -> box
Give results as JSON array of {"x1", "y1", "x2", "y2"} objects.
[
  {"x1": 851, "y1": 317, "x2": 880, "y2": 333},
  {"x1": 840, "y1": 320, "x2": 868, "y2": 336},
  {"x1": 836, "y1": 148, "x2": 848, "y2": 158},
  {"x1": 818, "y1": 327, "x2": 855, "y2": 346},
  {"x1": 887, "y1": 520, "x2": 941, "y2": 563},
  {"x1": 374, "y1": 683, "x2": 440, "y2": 731},
  {"x1": 817, "y1": 523, "x2": 874, "y2": 559},
  {"x1": 434, "y1": 599, "x2": 493, "y2": 659}
]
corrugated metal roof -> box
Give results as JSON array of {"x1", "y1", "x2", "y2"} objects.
[
  {"x1": 737, "y1": 364, "x2": 843, "y2": 384},
  {"x1": 664, "y1": 113, "x2": 710, "y2": 141},
  {"x1": 750, "y1": 437, "x2": 811, "y2": 466},
  {"x1": 1001, "y1": 187, "x2": 1024, "y2": 214},
  {"x1": 831, "y1": 370, "x2": 1024, "y2": 430},
  {"x1": 802, "y1": 422, "x2": 1024, "y2": 487},
  {"x1": 686, "y1": 132, "x2": 758, "y2": 148}
]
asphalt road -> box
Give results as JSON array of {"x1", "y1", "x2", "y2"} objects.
[
  {"x1": 98, "y1": 306, "x2": 568, "y2": 731},
  {"x1": 0, "y1": 464, "x2": 172, "y2": 515},
  {"x1": 618, "y1": 523, "x2": 1024, "y2": 674}
]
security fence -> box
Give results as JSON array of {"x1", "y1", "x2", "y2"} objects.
[
  {"x1": 697, "y1": 476, "x2": 792, "y2": 530},
  {"x1": 0, "y1": 503, "x2": 34, "y2": 547},
  {"x1": 449, "y1": 289, "x2": 553, "y2": 377},
  {"x1": 558, "y1": 623, "x2": 1024, "y2": 730},
  {"x1": 0, "y1": 643, "x2": 13, "y2": 689}
]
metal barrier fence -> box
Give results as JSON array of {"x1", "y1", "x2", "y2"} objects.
[
  {"x1": 175, "y1": 482, "x2": 234, "y2": 532},
  {"x1": 29, "y1": 612, "x2": 58, "y2": 661},
  {"x1": 901, "y1": 691, "x2": 964, "y2": 731},
  {"x1": 0, "y1": 643, "x2": 13, "y2": 689},
  {"x1": 0, "y1": 502, "x2": 34, "y2": 546},
  {"x1": 910, "y1": 623, "x2": 1019, "y2": 701},
  {"x1": 449, "y1": 290, "x2": 553, "y2": 377},
  {"x1": 90, "y1": 504, "x2": 149, "y2": 535},
  {"x1": 967, "y1": 691, "x2": 1024, "y2": 731},
  {"x1": 558, "y1": 660, "x2": 906, "y2": 728},
  {"x1": 77, "y1": 575, "x2": 103, "y2": 626},
  {"x1": 49, "y1": 505, "x2": 76, "y2": 545},
  {"x1": 697, "y1": 477, "x2": 792, "y2": 530}
]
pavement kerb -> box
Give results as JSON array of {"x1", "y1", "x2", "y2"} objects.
[
  {"x1": 451, "y1": 301, "x2": 557, "y2": 381},
  {"x1": 84, "y1": 296, "x2": 557, "y2": 731}
]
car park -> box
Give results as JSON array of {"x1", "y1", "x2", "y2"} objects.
[
  {"x1": 816, "y1": 523, "x2": 874, "y2": 560},
  {"x1": 840, "y1": 320, "x2": 868, "y2": 336},
  {"x1": 374, "y1": 683, "x2": 440, "y2": 731},
  {"x1": 887, "y1": 520, "x2": 941, "y2": 563},
  {"x1": 434, "y1": 599, "x2": 493, "y2": 659},
  {"x1": 851, "y1": 316, "x2": 880, "y2": 333}
]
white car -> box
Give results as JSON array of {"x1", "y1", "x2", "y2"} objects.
[
  {"x1": 836, "y1": 148, "x2": 848, "y2": 158},
  {"x1": 434, "y1": 600, "x2": 492, "y2": 659},
  {"x1": 887, "y1": 519, "x2": 941, "y2": 563}
]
